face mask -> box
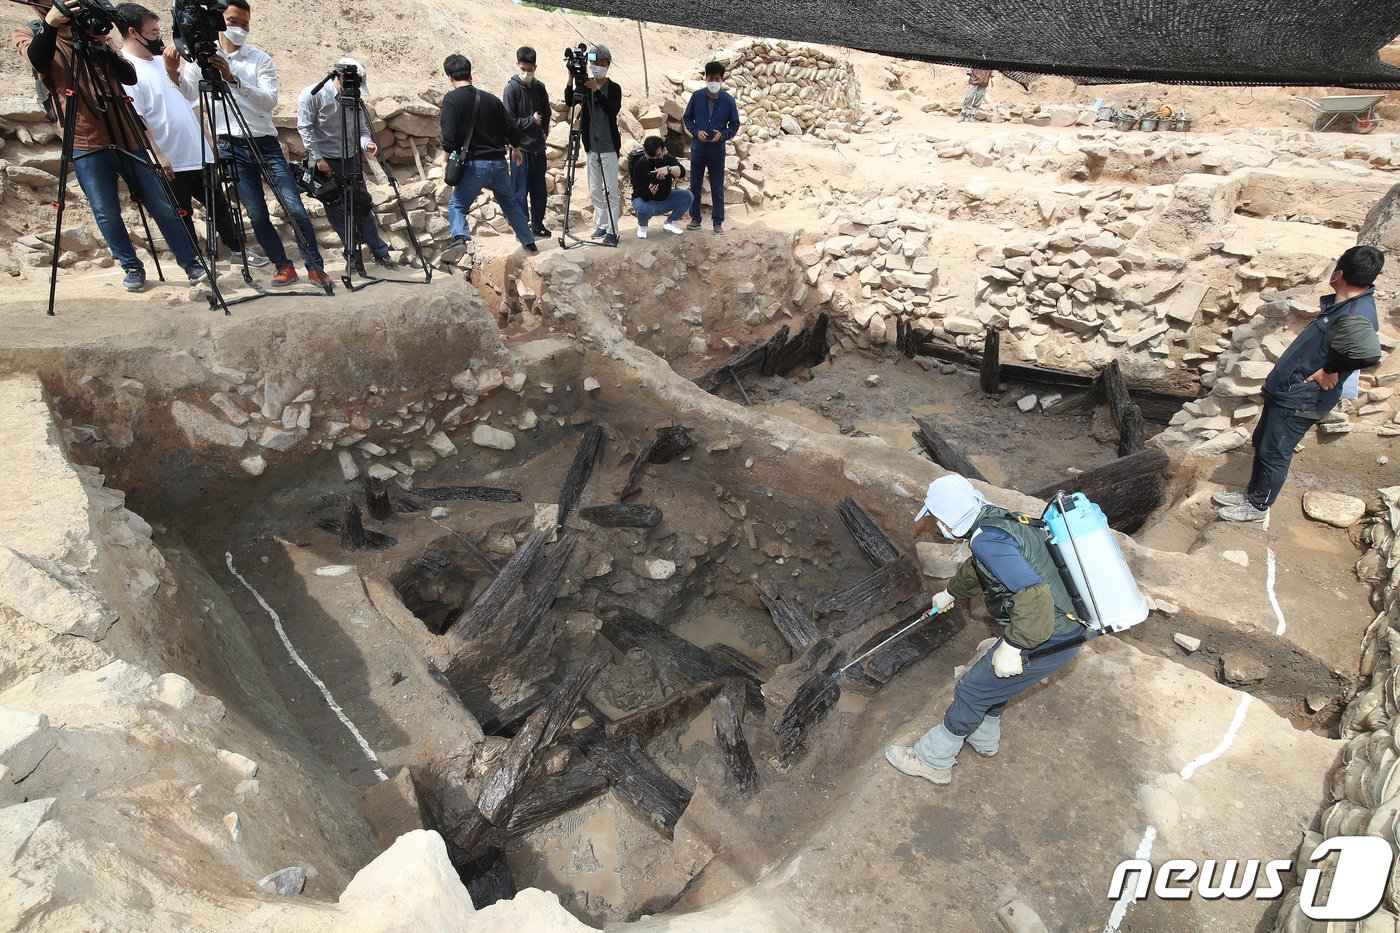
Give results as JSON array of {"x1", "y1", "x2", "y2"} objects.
[
  {"x1": 706, "y1": 81, "x2": 722, "y2": 93},
  {"x1": 519, "y1": 70, "x2": 535, "y2": 85},
  {"x1": 141, "y1": 34, "x2": 164, "y2": 55},
  {"x1": 937, "y1": 520, "x2": 957, "y2": 540},
  {"x1": 223, "y1": 26, "x2": 248, "y2": 46},
  {"x1": 589, "y1": 64, "x2": 607, "y2": 79}
]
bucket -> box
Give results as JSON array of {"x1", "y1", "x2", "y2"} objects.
[
  {"x1": 1096, "y1": 106, "x2": 1115, "y2": 122},
  {"x1": 1179, "y1": 117, "x2": 1193, "y2": 132},
  {"x1": 1140, "y1": 117, "x2": 1158, "y2": 132},
  {"x1": 1112, "y1": 113, "x2": 1136, "y2": 131},
  {"x1": 1044, "y1": 493, "x2": 1150, "y2": 631}
]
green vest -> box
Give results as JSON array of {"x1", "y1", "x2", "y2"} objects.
[{"x1": 969, "y1": 507, "x2": 1081, "y2": 637}]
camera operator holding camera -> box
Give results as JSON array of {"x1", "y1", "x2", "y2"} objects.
[
  {"x1": 297, "y1": 58, "x2": 395, "y2": 275},
  {"x1": 563, "y1": 43, "x2": 621, "y2": 246},
  {"x1": 115, "y1": 3, "x2": 263, "y2": 268},
  {"x1": 172, "y1": 0, "x2": 330, "y2": 288},
  {"x1": 13, "y1": 1, "x2": 209, "y2": 293}
]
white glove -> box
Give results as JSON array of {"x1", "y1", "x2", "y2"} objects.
[
  {"x1": 992, "y1": 640, "x2": 1024, "y2": 678},
  {"x1": 931, "y1": 590, "x2": 955, "y2": 613}
]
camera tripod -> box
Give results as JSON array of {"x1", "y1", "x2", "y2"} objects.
[
  {"x1": 307, "y1": 67, "x2": 430, "y2": 292},
  {"x1": 558, "y1": 78, "x2": 618, "y2": 250},
  {"x1": 35, "y1": 19, "x2": 226, "y2": 315}
]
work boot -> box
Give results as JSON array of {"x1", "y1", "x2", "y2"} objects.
[
  {"x1": 590, "y1": 227, "x2": 607, "y2": 239},
  {"x1": 967, "y1": 715, "x2": 1001, "y2": 757},
  {"x1": 308, "y1": 268, "x2": 333, "y2": 289},
  {"x1": 1211, "y1": 490, "x2": 1248, "y2": 508},
  {"x1": 602, "y1": 233, "x2": 619, "y2": 247},
  {"x1": 885, "y1": 745, "x2": 952, "y2": 785},
  {"x1": 686, "y1": 219, "x2": 702, "y2": 231},
  {"x1": 271, "y1": 263, "x2": 298, "y2": 287},
  {"x1": 1219, "y1": 502, "x2": 1269, "y2": 523},
  {"x1": 913, "y1": 722, "x2": 966, "y2": 770}
]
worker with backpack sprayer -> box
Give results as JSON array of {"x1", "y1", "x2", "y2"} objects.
[{"x1": 886, "y1": 474, "x2": 1148, "y2": 786}]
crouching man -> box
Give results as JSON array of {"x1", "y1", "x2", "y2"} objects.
[
  {"x1": 886, "y1": 475, "x2": 1086, "y2": 786},
  {"x1": 630, "y1": 136, "x2": 691, "y2": 238}
]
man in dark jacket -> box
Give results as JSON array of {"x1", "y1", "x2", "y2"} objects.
[
  {"x1": 629, "y1": 136, "x2": 692, "y2": 238},
  {"x1": 886, "y1": 475, "x2": 1085, "y2": 786},
  {"x1": 563, "y1": 43, "x2": 621, "y2": 246},
  {"x1": 439, "y1": 54, "x2": 536, "y2": 253},
  {"x1": 1214, "y1": 244, "x2": 1385, "y2": 522},
  {"x1": 682, "y1": 61, "x2": 740, "y2": 235},
  {"x1": 502, "y1": 46, "x2": 550, "y2": 237}
]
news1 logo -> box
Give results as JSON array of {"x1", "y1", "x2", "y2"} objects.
[{"x1": 1108, "y1": 836, "x2": 1396, "y2": 920}]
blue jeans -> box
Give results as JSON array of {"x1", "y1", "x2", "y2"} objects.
[
  {"x1": 219, "y1": 135, "x2": 323, "y2": 270},
  {"x1": 1246, "y1": 401, "x2": 1317, "y2": 510},
  {"x1": 633, "y1": 190, "x2": 694, "y2": 226},
  {"x1": 510, "y1": 150, "x2": 548, "y2": 230},
  {"x1": 689, "y1": 146, "x2": 726, "y2": 224},
  {"x1": 71, "y1": 147, "x2": 201, "y2": 273},
  {"x1": 936, "y1": 628, "x2": 1083, "y2": 737},
  {"x1": 448, "y1": 159, "x2": 534, "y2": 245},
  {"x1": 322, "y1": 156, "x2": 389, "y2": 260}
]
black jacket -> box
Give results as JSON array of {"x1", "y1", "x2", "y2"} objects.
[
  {"x1": 502, "y1": 75, "x2": 550, "y2": 154},
  {"x1": 440, "y1": 85, "x2": 518, "y2": 160},
  {"x1": 630, "y1": 154, "x2": 685, "y2": 201},
  {"x1": 563, "y1": 79, "x2": 621, "y2": 154}
]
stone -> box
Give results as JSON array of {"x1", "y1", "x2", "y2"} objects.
[
  {"x1": 338, "y1": 451, "x2": 360, "y2": 482},
  {"x1": 865, "y1": 374, "x2": 882, "y2": 387},
  {"x1": 0, "y1": 707, "x2": 55, "y2": 781},
  {"x1": 1045, "y1": 105, "x2": 1079, "y2": 127},
  {"x1": 1220, "y1": 653, "x2": 1269, "y2": 686},
  {"x1": 1221, "y1": 550, "x2": 1249, "y2": 568},
  {"x1": 430, "y1": 507, "x2": 449, "y2": 519},
  {"x1": 583, "y1": 377, "x2": 601, "y2": 392},
  {"x1": 4, "y1": 165, "x2": 57, "y2": 188},
  {"x1": 916, "y1": 541, "x2": 962, "y2": 579},
  {"x1": 0, "y1": 797, "x2": 55, "y2": 864},
  {"x1": 780, "y1": 114, "x2": 802, "y2": 135},
  {"x1": 128, "y1": 568, "x2": 160, "y2": 598},
  {"x1": 1173, "y1": 633, "x2": 1202, "y2": 653},
  {"x1": 209, "y1": 392, "x2": 249, "y2": 426},
  {"x1": 639, "y1": 558, "x2": 677, "y2": 581},
  {"x1": 223, "y1": 812, "x2": 242, "y2": 842},
  {"x1": 426, "y1": 432, "x2": 456, "y2": 458},
  {"x1": 257, "y1": 867, "x2": 306, "y2": 897},
  {"x1": 259, "y1": 371, "x2": 304, "y2": 420},
  {"x1": 533, "y1": 503, "x2": 559, "y2": 538},
  {"x1": 1302, "y1": 490, "x2": 1366, "y2": 528},
  {"x1": 171, "y1": 401, "x2": 247, "y2": 449},
  {"x1": 217, "y1": 749, "x2": 259, "y2": 780},
  {"x1": 470, "y1": 424, "x2": 516, "y2": 450},
  {"x1": 151, "y1": 673, "x2": 198, "y2": 710},
  {"x1": 476, "y1": 368, "x2": 504, "y2": 394},
  {"x1": 450, "y1": 370, "x2": 478, "y2": 395},
  {"x1": 943, "y1": 316, "x2": 982, "y2": 335},
  {"x1": 1192, "y1": 427, "x2": 1249, "y2": 455},
  {"x1": 239, "y1": 455, "x2": 266, "y2": 476},
  {"x1": 0, "y1": 547, "x2": 117, "y2": 641},
  {"x1": 997, "y1": 899, "x2": 1049, "y2": 933},
  {"x1": 365, "y1": 463, "x2": 398, "y2": 482},
  {"x1": 1017, "y1": 394, "x2": 1038, "y2": 413},
  {"x1": 336, "y1": 830, "x2": 477, "y2": 928}
]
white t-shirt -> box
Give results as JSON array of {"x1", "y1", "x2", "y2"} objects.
[{"x1": 123, "y1": 51, "x2": 212, "y2": 172}]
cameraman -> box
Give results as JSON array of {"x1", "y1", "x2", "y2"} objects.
[
  {"x1": 116, "y1": 3, "x2": 263, "y2": 268},
  {"x1": 13, "y1": 4, "x2": 209, "y2": 292},
  {"x1": 297, "y1": 58, "x2": 395, "y2": 273},
  {"x1": 172, "y1": 0, "x2": 330, "y2": 288},
  {"x1": 563, "y1": 43, "x2": 620, "y2": 246}
]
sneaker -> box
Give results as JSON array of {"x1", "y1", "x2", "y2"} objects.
[
  {"x1": 237, "y1": 247, "x2": 270, "y2": 267},
  {"x1": 884, "y1": 745, "x2": 951, "y2": 785},
  {"x1": 1211, "y1": 490, "x2": 1248, "y2": 508},
  {"x1": 122, "y1": 268, "x2": 146, "y2": 292},
  {"x1": 308, "y1": 268, "x2": 333, "y2": 289},
  {"x1": 531, "y1": 226, "x2": 551, "y2": 237},
  {"x1": 663, "y1": 221, "x2": 685, "y2": 235},
  {"x1": 271, "y1": 263, "x2": 298, "y2": 287},
  {"x1": 351, "y1": 259, "x2": 368, "y2": 277},
  {"x1": 636, "y1": 224, "x2": 649, "y2": 239},
  {"x1": 448, "y1": 234, "x2": 472, "y2": 248},
  {"x1": 602, "y1": 233, "x2": 619, "y2": 247},
  {"x1": 522, "y1": 242, "x2": 538, "y2": 253},
  {"x1": 186, "y1": 263, "x2": 209, "y2": 284},
  {"x1": 590, "y1": 227, "x2": 607, "y2": 239},
  {"x1": 1218, "y1": 502, "x2": 1269, "y2": 523},
  {"x1": 372, "y1": 254, "x2": 397, "y2": 269},
  {"x1": 713, "y1": 223, "x2": 724, "y2": 235},
  {"x1": 686, "y1": 220, "x2": 702, "y2": 231}
]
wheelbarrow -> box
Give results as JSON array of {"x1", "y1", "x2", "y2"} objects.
[{"x1": 1291, "y1": 94, "x2": 1385, "y2": 134}]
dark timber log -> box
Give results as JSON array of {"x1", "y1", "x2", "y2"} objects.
[
  {"x1": 695, "y1": 325, "x2": 791, "y2": 393},
  {"x1": 1100, "y1": 360, "x2": 1145, "y2": 456},
  {"x1": 856, "y1": 608, "x2": 967, "y2": 685},
  {"x1": 1030, "y1": 447, "x2": 1171, "y2": 535},
  {"x1": 457, "y1": 848, "x2": 515, "y2": 909},
  {"x1": 912, "y1": 416, "x2": 988, "y2": 483},
  {"x1": 836, "y1": 496, "x2": 900, "y2": 568},
  {"x1": 479, "y1": 689, "x2": 548, "y2": 737},
  {"x1": 980, "y1": 328, "x2": 1002, "y2": 394},
  {"x1": 581, "y1": 735, "x2": 692, "y2": 838},
  {"x1": 706, "y1": 644, "x2": 774, "y2": 681},
  {"x1": 753, "y1": 578, "x2": 820, "y2": 651},
  {"x1": 579, "y1": 504, "x2": 664, "y2": 528},
  {"x1": 340, "y1": 500, "x2": 367, "y2": 549},
  {"x1": 502, "y1": 759, "x2": 609, "y2": 837},
  {"x1": 711, "y1": 690, "x2": 758, "y2": 792},
  {"x1": 366, "y1": 476, "x2": 394, "y2": 521},
  {"x1": 315, "y1": 514, "x2": 396, "y2": 549},
  {"x1": 605, "y1": 680, "x2": 724, "y2": 740},
  {"x1": 418, "y1": 486, "x2": 522, "y2": 503},
  {"x1": 768, "y1": 312, "x2": 830, "y2": 375},
  {"x1": 557, "y1": 425, "x2": 605, "y2": 522},
  {"x1": 600, "y1": 608, "x2": 764, "y2": 716},
  {"x1": 448, "y1": 529, "x2": 549, "y2": 643},
  {"x1": 393, "y1": 497, "x2": 426, "y2": 514},
  {"x1": 506, "y1": 534, "x2": 576, "y2": 653},
  {"x1": 772, "y1": 649, "x2": 845, "y2": 771},
  {"x1": 620, "y1": 426, "x2": 693, "y2": 499},
  {"x1": 814, "y1": 556, "x2": 923, "y2": 636}
]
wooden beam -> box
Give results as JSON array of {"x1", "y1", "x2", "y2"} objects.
[
  {"x1": 767, "y1": 312, "x2": 830, "y2": 375},
  {"x1": 695, "y1": 325, "x2": 791, "y2": 393},
  {"x1": 856, "y1": 608, "x2": 966, "y2": 685},
  {"x1": 502, "y1": 759, "x2": 609, "y2": 837},
  {"x1": 340, "y1": 500, "x2": 367, "y2": 549},
  {"x1": 580, "y1": 735, "x2": 692, "y2": 839},
  {"x1": 417, "y1": 485, "x2": 522, "y2": 503},
  {"x1": 605, "y1": 680, "x2": 723, "y2": 740},
  {"x1": 620, "y1": 426, "x2": 694, "y2": 500},
  {"x1": 1030, "y1": 447, "x2": 1172, "y2": 535},
  {"x1": 979, "y1": 328, "x2": 1002, "y2": 394},
  {"x1": 753, "y1": 578, "x2": 820, "y2": 651},
  {"x1": 579, "y1": 504, "x2": 663, "y2": 528},
  {"x1": 814, "y1": 556, "x2": 923, "y2": 636},
  {"x1": 448, "y1": 529, "x2": 549, "y2": 643},
  {"x1": 366, "y1": 476, "x2": 394, "y2": 521},
  {"x1": 557, "y1": 425, "x2": 605, "y2": 523},
  {"x1": 1100, "y1": 360, "x2": 1145, "y2": 456},
  {"x1": 912, "y1": 416, "x2": 988, "y2": 483},
  {"x1": 772, "y1": 649, "x2": 844, "y2": 772},
  {"x1": 711, "y1": 690, "x2": 758, "y2": 792},
  {"x1": 506, "y1": 534, "x2": 576, "y2": 654},
  {"x1": 600, "y1": 608, "x2": 764, "y2": 716},
  {"x1": 836, "y1": 496, "x2": 900, "y2": 568}
]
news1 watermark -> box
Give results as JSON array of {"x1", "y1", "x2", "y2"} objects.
[{"x1": 1108, "y1": 836, "x2": 1396, "y2": 920}]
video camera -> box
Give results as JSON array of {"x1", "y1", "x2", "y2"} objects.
[
  {"x1": 172, "y1": 0, "x2": 227, "y2": 66},
  {"x1": 563, "y1": 42, "x2": 592, "y2": 82},
  {"x1": 50, "y1": 0, "x2": 120, "y2": 35},
  {"x1": 334, "y1": 60, "x2": 362, "y2": 95}
]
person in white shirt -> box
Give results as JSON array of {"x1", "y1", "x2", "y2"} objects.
[
  {"x1": 170, "y1": 0, "x2": 328, "y2": 288},
  {"x1": 116, "y1": 3, "x2": 266, "y2": 267}
]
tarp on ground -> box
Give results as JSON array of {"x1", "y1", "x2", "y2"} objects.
[{"x1": 571, "y1": 0, "x2": 1400, "y2": 89}]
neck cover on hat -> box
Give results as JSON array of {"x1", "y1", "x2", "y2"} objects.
[{"x1": 916, "y1": 475, "x2": 989, "y2": 538}]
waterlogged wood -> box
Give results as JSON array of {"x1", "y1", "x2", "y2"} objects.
[
  {"x1": 558, "y1": 425, "x2": 605, "y2": 521},
  {"x1": 457, "y1": 847, "x2": 515, "y2": 909},
  {"x1": 341, "y1": 500, "x2": 367, "y2": 549},
  {"x1": 857, "y1": 608, "x2": 966, "y2": 685},
  {"x1": 479, "y1": 689, "x2": 548, "y2": 737},
  {"x1": 912, "y1": 416, "x2": 988, "y2": 483},
  {"x1": 449, "y1": 529, "x2": 549, "y2": 642},
  {"x1": 753, "y1": 578, "x2": 820, "y2": 650},
  {"x1": 502, "y1": 759, "x2": 609, "y2": 837},
  {"x1": 980, "y1": 328, "x2": 1002, "y2": 394},
  {"x1": 315, "y1": 515, "x2": 397, "y2": 549},
  {"x1": 836, "y1": 496, "x2": 900, "y2": 568},
  {"x1": 768, "y1": 312, "x2": 830, "y2": 374},
  {"x1": 711, "y1": 691, "x2": 757, "y2": 792},
  {"x1": 366, "y1": 476, "x2": 394, "y2": 521},
  {"x1": 506, "y1": 534, "x2": 576, "y2": 653},
  {"x1": 1100, "y1": 360, "x2": 1144, "y2": 456},
  {"x1": 600, "y1": 608, "x2": 764, "y2": 715},
  {"x1": 695, "y1": 325, "x2": 791, "y2": 392},
  {"x1": 582, "y1": 735, "x2": 692, "y2": 838},
  {"x1": 417, "y1": 485, "x2": 522, "y2": 503},
  {"x1": 814, "y1": 556, "x2": 923, "y2": 635},
  {"x1": 605, "y1": 681, "x2": 723, "y2": 741},
  {"x1": 772, "y1": 650, "x2": 845, "y2": 771},
  {"x1": 706, "y1": 643, "x2": 774, "y2": 681},
  {"x1": 474, "y1": 660, "x2": 604, "y2": 827},
  {"x1": 1030, "y1": 447, "x2": 1171, "y2": 535},
  {"x1": 579, "y1": 504, "x2": 663, "y2": 528}
]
